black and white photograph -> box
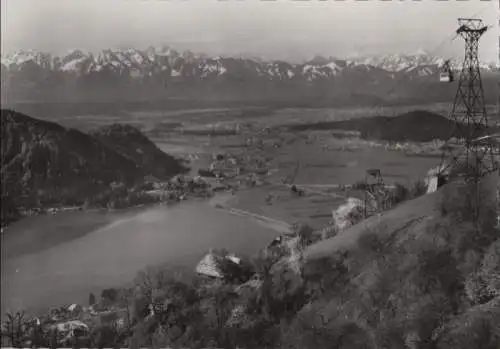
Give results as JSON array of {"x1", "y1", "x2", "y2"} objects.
[{"x1": 1, "y1": 0, "x2": 499, "y2": 348}]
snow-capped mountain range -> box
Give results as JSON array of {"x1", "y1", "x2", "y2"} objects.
[{"x1": 1, "y1": 46, "x2": 498, "y2": 104}]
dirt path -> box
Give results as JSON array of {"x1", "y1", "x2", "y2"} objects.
[
  {"x1": 223, "y1": 207, "x2": 293, "y2": 232},
  {"x1": 218, "y1": 205, "x2": 292, "y2": 233},
  {"x1": 269, "y1": 181, "x2": 348, "y2": 199},
  {"x1": 209, "y1": 192, "x2": 293, "y2": 233}
]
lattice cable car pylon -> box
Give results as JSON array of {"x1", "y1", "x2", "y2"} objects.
[
  {"x1": 438, "y1": 18, "x2": 499, "y2": 224},
  {"x1": 438, "y1": 18, "x2": 498, "y2": 180}
]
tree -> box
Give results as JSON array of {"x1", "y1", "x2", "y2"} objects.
[
  {"x1": 101, "y1": 288, "x2": 119, "y2": 304},
  {"x1": 198, "y1": 281, "x2": 238, "y2": 348},
  {"x1": 89, "y1": 293, "x2": 96, "y2": 306},
  {"x1": 1, "y1": 311, "x2": 27, "y2": 347}
]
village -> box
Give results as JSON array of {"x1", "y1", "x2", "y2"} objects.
[
  {"x1": 5, "y1": 217, "x2": 318, "y2": 347},
  {"x1": 4, "y1": 118, "x2": 472, "y2": 347}
]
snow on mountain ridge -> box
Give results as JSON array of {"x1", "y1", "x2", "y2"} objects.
[
  {"x1": 347, "y1": 52, "x2": 446, "y2": 72},
  {"x1": 2, "y1": 50, "x2": 55, "y2": 69},
  {"x1": 1, "y1": 47, "x2": 496, "y2": 86}
]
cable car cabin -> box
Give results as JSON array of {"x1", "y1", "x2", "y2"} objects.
[
  {"x1": 439, "y1": 71, "x2": 454, "y2": 83},
  {"x1": 439, "y1": 61, "x2": 454, "y2": 83}
]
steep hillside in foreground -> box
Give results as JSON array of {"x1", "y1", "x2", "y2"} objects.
[
  {"x1": 0, "y1": 109, "x2": 187, "y2": 225},
  {"x1": 305, "y1": 172, "x2": 498, "y2": 261},
  {"x1": 1, "y1": 172, "x2": 499, "y2": 348},
  {"x1": 292, "y1": 172, "x2": 500, "y2": 348}
]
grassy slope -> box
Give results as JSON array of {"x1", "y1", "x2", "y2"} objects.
[
  {"x1": 303, "y1": 187, "x2": 441, "y2": 260},
  {"x1": 292, "y1": 172, "x2": 500, "y2": 348},
  {"x1": 305, "y1": 171, "x2": 498, "y2": 261}
]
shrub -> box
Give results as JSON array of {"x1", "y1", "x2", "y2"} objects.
[
  {"x1": 101, "y1": 288, "x2": 118, "y2": 303},
  {"x1": 1, "y1": 312, "x2": 27, "y2": 347},
  {"x1": 301, "y1": 252, "x2": 349, "y2": 301},
  {"x1": 388, "y1": 179, "x2": 427, "y2": 208},
  {"x1": 390, "y1": 183, "x2": 410, "y2": 205},
  {"x1": 480, "y1": 239, "x2": 500, "y2": 297},
  {"x1": 409, "y1": 179, "x2": 428, "y2": 198},
  {"x1": 436, "y1": 299, "x2": 500, "y2": 349}
]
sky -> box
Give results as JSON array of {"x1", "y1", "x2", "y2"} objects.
[{"x1": 1, "y1": 0, "x2": 498, "y2": 63}]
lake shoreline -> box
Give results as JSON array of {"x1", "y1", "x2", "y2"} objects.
[
  {"x1": 2, "y1": 188, "x2": 223, "y2": 259},
  {"x1": 2, "y1": 188, "x2": 286, "y2": 314},
  {"x1": 3, "y1": 185, "x2": 294, "y2": 260}
]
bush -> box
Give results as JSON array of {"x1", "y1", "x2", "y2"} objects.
[
  {"x1": 390, "y1": 183, "x2": 410, "y2": 204},
  {"x1": 480, "y1": 239, "x2": 500, "y2": 297},
  {"x1": 409, "y1": 179, "x2": 427, "y2": 198},
  {"x1": 101, "y1": 288, "x2": 119, "y2": 303},
  {"x1": 436, "y1": 299, "x2": 500, "y2": 349},
  {"x1": 388, "y1": 179, "x2": 427, "y2": 208},
  {"x1": 301, "y1": 252, "x2": 349, "y2": 301},
  {"x1": 440, "y1": 180, "x2": 498, "y2": 255}
]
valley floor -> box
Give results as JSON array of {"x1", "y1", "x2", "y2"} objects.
[
  {"x1": 5, "y1": 104, "x2": 473, "y2": 262},
  {"x1": 3, "y1": 104, "x2": 500, "y2": 349}
]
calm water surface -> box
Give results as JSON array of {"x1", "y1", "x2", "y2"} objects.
[{"x1": 1, "y1": 202, "x2": 278, "y2": 314}]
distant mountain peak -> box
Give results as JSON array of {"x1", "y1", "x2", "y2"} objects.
[
  {"x1": 1, "y1": 45, "x2": 497, "y2": 104},
  {"x1": 409, "y1": 48, "x2": 429, "y2": 56},
  {"x1": 306, "y1": 55, "x2": 339, "y2": 65}
]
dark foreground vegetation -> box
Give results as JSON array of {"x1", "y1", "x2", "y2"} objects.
[
  {"x1": 2, "y1": 174, "x2": 499, "y2": 348},
  {"x1": 0, "y1": 109, "x2": 189, "y2": 227}
]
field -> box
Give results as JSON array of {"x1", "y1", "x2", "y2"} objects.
[{"x1": 22, "y1": 102, "x2": 487, "y2": 231}]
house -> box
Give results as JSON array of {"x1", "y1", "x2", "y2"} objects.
[
  {"x1": 67, "y1": 304, "x2": 83, "y2": 315},
  {"x1": 144, "y1": 175, "x2": 160, "y2": 183},
  {"x1": 267, "y1": 233, "x2": 297, "y2": 250},
  {"x1": 50, "y1": 320, "x2": 89, "y2": 346},
  {"x1": 195, "y1": 250, "x2": 244, "y2": 279},
  {"x1": 424, "y1": 164, "x2": 449, "y2": 194},
  {"x1": 143, "y1": 175, "x2": 162, "y2": 189},
  {"x1": 196, "y1": 252, "x2": 225, "y2": 278}
]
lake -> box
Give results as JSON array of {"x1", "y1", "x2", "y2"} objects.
[{"x1": 1, "y1": 201, "x2": 279, "y2": 314}]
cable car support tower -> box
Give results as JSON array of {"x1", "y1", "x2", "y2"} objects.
[
  {"x1": 439, "y1": 18, "x2": 499, "y2": 222},
  {"x1": 363, "y1": 169, "x2": 390, "y2": 219}
]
